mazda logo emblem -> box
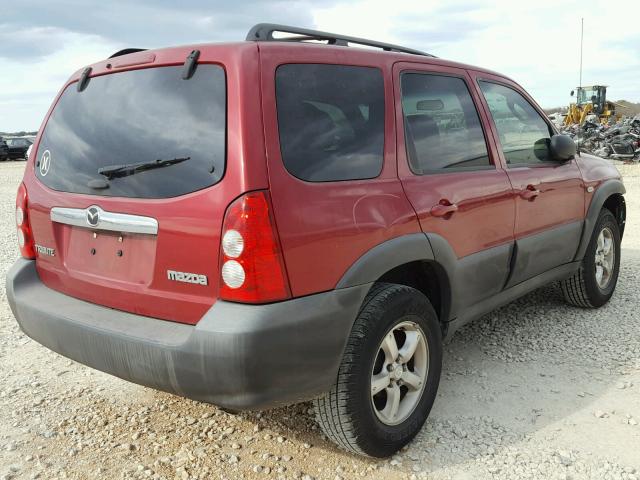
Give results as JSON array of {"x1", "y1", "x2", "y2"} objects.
[
  {"x1": 39, "y1": 150, "x2": 51, "y2": 177},
  {"x1": 86, "y1": 206, "x2": 100, "y2": 227}
]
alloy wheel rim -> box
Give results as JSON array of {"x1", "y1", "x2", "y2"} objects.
[
  {"x1": 370, "y1": 320, "x2": 428, "y2": 426},
  {"x1": 594, "y1": 226, "x2": 615, "y2": 289}
]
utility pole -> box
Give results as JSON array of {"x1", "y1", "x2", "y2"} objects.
[{"x1": 579, "y1": 17, "x2": 584, "y2": 88}]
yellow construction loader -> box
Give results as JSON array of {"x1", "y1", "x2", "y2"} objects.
[{"x1": 564, "y1": 85, "x2": 618, "y2": 125}]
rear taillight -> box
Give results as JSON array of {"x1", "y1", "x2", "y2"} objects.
[
  {"x1": 219, "y1": 191, "x2": 291, "y2": 303},
  {"x1": 16, "y1": 183, "x2": 35, "y2": 259}
]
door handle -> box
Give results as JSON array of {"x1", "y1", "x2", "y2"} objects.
[
  {"x1": 431, "y1": 200, "x2": 458, "y2": 218},
  {"x1": 520, "y1": 185, "x2": 540, "y2": 201}
]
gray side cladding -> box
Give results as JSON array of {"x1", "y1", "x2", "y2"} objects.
[
  {"x1": 336, "y1": 233, "x2": 435, "y2": 288},
  {"x1": 426, "y1": 234, "x2": 512, "y2": 321},
  {"x1": 506, "y1": 220, "x2": 583, "y2": 288}
]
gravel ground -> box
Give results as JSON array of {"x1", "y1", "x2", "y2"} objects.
[{"x1": 1, "y1": 161, "x2": 639, "y2": 480}]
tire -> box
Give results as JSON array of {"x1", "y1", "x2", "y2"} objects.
[
  {"x1": 313, "y1": 283, "x2": 442, "y2": 457},
  {"x1": 561, "y1": 208, "x2": 621, "y2": 308}
]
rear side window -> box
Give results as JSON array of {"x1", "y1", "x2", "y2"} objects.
[
  {"x1": 401, "y1": 73, "x2": 491, "y2": 173},
  {"x1": 275, "y1": 64, "x2": 384, "y2": 182},
  {"x1": 478, "y1": 81, "x2": 552, "y2": 166},
  {"x1": 35, "y1": 65, "x2": 226, "y2": 198}
]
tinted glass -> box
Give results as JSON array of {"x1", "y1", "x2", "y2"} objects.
[
  {"x1": 276, "y1": 64, "x2": 384, "y2": 182},
  {"x1": 401, "y1": 73, "x2": 490, "y2": 173},
  {"x1": 36, "y1": 65, "x2": 226, "y2": 198},
  {"x1": 479, "y1": 81, "x2": 552, "y2": 166}
]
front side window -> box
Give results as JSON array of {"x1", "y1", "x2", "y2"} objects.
[
  {"x1": 401, "y1": 73, "x2": 491, "y2": 173},
  {"x1": 479, "y1": 81, "x2": 552, "y2": 166},
  {"x1": 275, "y1": 64, "x2": 384, "y2": 182}
]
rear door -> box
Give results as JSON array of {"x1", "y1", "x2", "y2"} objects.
[
  {"x1": 472, "y1": 73, "x2": 585, "y2": 286},
  {"x1": 393, "y1": 62, "x2": 515, "y2": 313}
]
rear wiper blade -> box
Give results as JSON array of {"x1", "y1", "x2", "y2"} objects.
[{"x1": 98, "y1": 156, "x2": 191, "y2": 179}]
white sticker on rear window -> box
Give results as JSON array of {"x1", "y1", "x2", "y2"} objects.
[{"x1": 39, "y1": 150, "x2": 51, "y2": 176}]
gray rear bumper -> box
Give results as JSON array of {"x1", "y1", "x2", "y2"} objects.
[{"x1": 7, "y1": 259, "x2": 370, "y2": 410}]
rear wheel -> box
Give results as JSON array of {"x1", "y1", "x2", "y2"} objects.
[
  {"x1": 314, "y1": 283, "x2": 442, "y2": 457},
  {"x1": 561, "y1": 209, "x2": 621, "y2": 307}
]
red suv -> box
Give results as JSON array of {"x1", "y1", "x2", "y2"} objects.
[{"x1": 7, "y1": 24, "x2": 626, "y2": 457}]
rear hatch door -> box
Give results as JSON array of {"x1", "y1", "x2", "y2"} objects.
[{"x1": 27, "y1": 58, "x2": 230, "y2": 324}]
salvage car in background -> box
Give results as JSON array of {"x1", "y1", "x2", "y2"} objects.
[
  {"x1": 0, "y1": 137, "x2": 8, "y2": 161},
  {"x1": 5, "y1": 138, "x2": 32, "y2": 160}
]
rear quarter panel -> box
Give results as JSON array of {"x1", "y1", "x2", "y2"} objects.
[{"x1": 258, "y1": 44, "x2": 421, "y2": 297}]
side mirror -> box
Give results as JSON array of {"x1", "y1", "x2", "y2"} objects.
[
  {"x1": 550, "y1": 134, "x2": 576, "y2": 161},
  {"x1": 570, "y1": 90, "x2": 575, "y2": 97}
]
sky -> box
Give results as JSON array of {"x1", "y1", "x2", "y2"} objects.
[{"x1": 1, "y1": 0, "x2": 639, "y2": 131}]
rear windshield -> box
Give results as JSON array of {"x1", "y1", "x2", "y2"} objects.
[{"x1": 35, "y1": 65, "x2": 226, "y2": 198}]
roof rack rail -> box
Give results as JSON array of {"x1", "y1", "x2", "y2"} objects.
[
  {"x1": 246, "y1": 23, "x2": 434, "y2": 57},
  {"x1": 108, "y1": 48, "x2": 148, "y2": 59}
]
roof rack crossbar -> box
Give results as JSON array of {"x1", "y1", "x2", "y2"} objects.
[{"x1": 246, "y1": 23, "x2": 434, "y2": 57}]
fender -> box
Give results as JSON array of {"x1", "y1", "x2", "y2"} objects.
[
  {"x1": 574, "y1": 179, "x2": 626, "y2": 261},
  {"x1": 336, "y1": 233, "x2": 435, "y2": 289}
]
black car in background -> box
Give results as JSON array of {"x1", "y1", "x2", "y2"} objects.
[
  {"x1": 0, "y1": 137, "x2": 9, "y2": 161},
  {"x1": 5, "y1": 138, "x2": 32, "y2": 160}
]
